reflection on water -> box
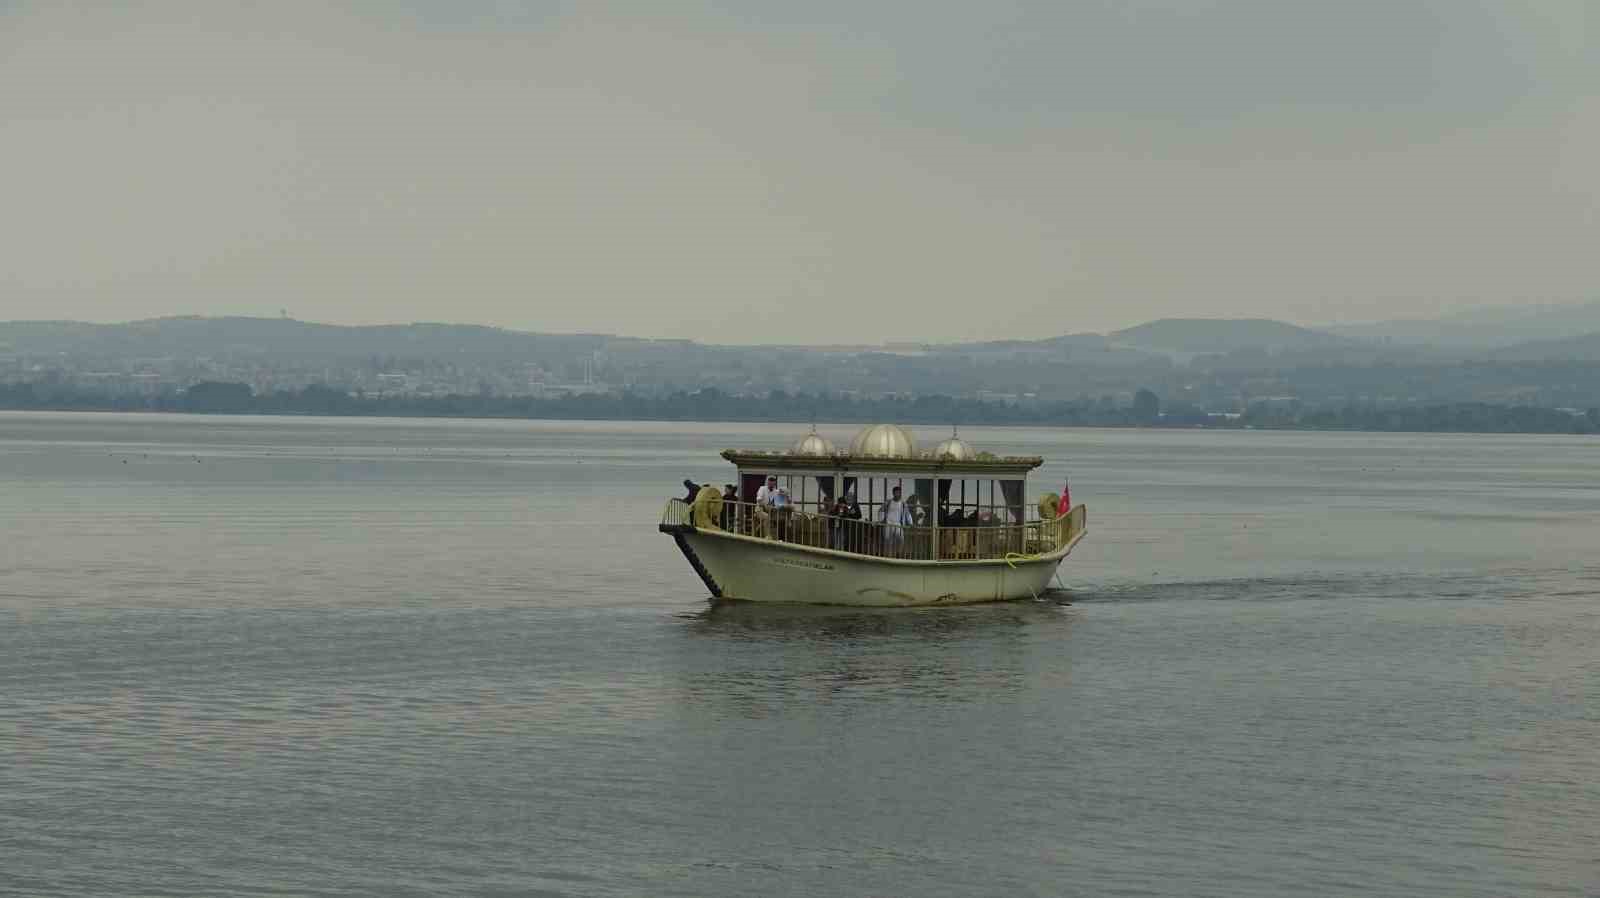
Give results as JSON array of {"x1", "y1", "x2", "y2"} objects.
[
  {"x1": 665, "y1": 601, "x2": 1075, "y2": 721},
  {"x1": 680, "y1": 596, "x2": 1074, "y2": 639}
]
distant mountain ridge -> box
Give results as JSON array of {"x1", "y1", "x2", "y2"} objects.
[
  {"x1": 0, "y1": 314, "x2": 1365, "y2": 367},
  {"x1": 0, "y1": 316, "x2": 621, "y2": 360},
  {"x1": 1327, "y1": 300, "x2": 1600, "y2": 348},
  {"x1": 7, "y1": 313, "x2": 1600, "y2": 412},
  {"x1": 5, "y1": 311, "x2": 1600, "y2": 368},
  {"x1": 1109, "y1": 318, "x2": 1352, "y2": 354},
  {"x1": 1487, "y1": 331, "x2": 1600, "y2": 362}
]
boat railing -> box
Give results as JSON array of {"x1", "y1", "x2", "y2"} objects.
[
  {"x1": 661, "y1": 497, "x2": 695, "y2": 529},
  {"x1": 662, "y1": 497, "x2": 1084, "y2": 562}
]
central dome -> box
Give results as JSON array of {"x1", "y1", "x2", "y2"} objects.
[
  {"x1": 930, "y1": 435, "x2": 977, "y2": 460},
  {"x1": 849, "y1": 423, "x2": 918, "y2": 458},
  {"x1": 789, "y1": 429, "x2": 837, "y2": 457}
]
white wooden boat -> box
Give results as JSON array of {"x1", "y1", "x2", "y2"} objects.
[{"x1": 659, "y1": 424, "x2": 1086, "y2": 606}]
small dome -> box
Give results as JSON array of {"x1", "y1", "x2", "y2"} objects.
[
  {"x1": 930, "y1": 436, "x2": 977, "y2": 460},
  {"x1": 849, "y1": 423, "x2": 918, "y2": 458},
  {"x1": 790, "y1": 430, "x2": 837, "y2": 456}
]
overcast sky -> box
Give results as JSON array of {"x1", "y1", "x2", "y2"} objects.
[{"x1": 2, "y1": 1, "x2": 1595, "y2": 343}]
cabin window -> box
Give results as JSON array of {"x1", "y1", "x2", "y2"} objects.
[
  {"x1": 815, "y1": 475, "x2": 835, "y2": 506},
  {"x1": 932, "y1": 478, "x2": 1022, "y2": 525},
  {"x1": 740, "y1": 473, "x2": 763, "y2": 504},
  {"x1": 913, "y1": 479, "x2": 934, "y2": 525},
  {"x1": 758, "y1": 472, "x2": 838, "y2": 515},
  {"x1": 999, "y1": 479, "x2": 1024, "y2": 524},
  {"x1": 849, "y1": 476, "x2": 910, "y2": 524}
]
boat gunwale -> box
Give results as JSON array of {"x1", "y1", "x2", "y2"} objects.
[{"x1": 664, "y1": 505, "x2": 1087, "y2": 569}]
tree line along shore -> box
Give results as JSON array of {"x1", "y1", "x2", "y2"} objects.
[{"x1": 2, "y1": 381, "x2": 1597, "y2": 435}]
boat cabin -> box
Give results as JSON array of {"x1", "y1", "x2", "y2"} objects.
[
  {"x1": 704, "y1": 424, "x2": 1055, "y2": 561},
  {"x1": 727, "y1": 425, "x2": 1040, "y2": 524}
]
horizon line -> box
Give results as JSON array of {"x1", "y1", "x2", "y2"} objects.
[{"x1": 0, "y1": 311, "x2": 1355, "y2": 349}]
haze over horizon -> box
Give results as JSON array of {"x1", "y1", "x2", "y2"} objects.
[
  {"x1": 3, "y1": 1, "x2": 1596, "y2": 344},
  {"x1": 6, "y1": 304, "x2": 1598, "y2": 350}
]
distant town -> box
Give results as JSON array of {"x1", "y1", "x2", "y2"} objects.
[{"x1": 3, "y1": 309, "x2": 1600, "y2": 434}]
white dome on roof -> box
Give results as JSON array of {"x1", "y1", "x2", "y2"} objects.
[
  {"x1": 790, "y1": 429, "x2": 837, "y2": 456},
  {"x1": 930, "y1": 435, "x2": 977, "y2": 460},
  {"x1": 849, "y1": 423, "x2": 918, "y2": 458}
]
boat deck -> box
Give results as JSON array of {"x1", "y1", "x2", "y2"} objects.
[{"x1": 661, "y1": 498, "x2": 1085, "y2": 564}]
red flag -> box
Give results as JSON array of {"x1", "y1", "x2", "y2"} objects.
[{"x1": 1057, "y1": 481, "x2": 1071, "y2": 516}]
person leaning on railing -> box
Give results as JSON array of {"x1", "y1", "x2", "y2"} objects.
[
  {"x1": 719, "y1": 483, "x2": 738, "y2": 531},
  {"x1": 753, "y1": 475, "x2": 778, "y2": 538},
  {"x1": 680, "y1": 479, "x2": 703, "y2": 524},
  {"x1": 771, "y1": 486, "x2": 792, "y2": 541},
  {"x1": 830, "y1": 490, "x2": 861, "y2": 551}
]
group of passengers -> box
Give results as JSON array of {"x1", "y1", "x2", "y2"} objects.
[
  {"x1": 679, "y1": 475, "x2": 935, "y2": 557},
  {"x1": 679, "y1": 473, "x2": 1038, "y2": 564},
  {"x1": 757, "y1": 475, "x2": 914, "y2": 554}
]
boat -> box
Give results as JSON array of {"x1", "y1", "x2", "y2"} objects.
[{"x1": 659, "y1": 424, "x2": 1087, "y2": 606}]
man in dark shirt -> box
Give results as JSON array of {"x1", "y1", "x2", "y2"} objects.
[{"x1": 720, "y1": 484, "x2": 739, "y2": 531}]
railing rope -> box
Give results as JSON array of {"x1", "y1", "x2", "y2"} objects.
[{"x1": 662, "y1": 497, "x2": 1075, "y2": 562}]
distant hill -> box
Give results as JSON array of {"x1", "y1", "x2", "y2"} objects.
[
  {"x1": 8, "y1": 313, "x2": 1600, "y2": 410},
  {"x1": 923, "y1": 332, "x2": 1168, "y2": 367},
  {"x1": 1109, "y1": 318, "x2": 1351, "y2": 354},
  {"x1": 1328, "y1": 300, "x2": 1600, "y2": 348},
  {"x1": 0, "y1": 315, "x2": 1201, "y2": 371},
  {"x1": 1487, "y1": 331, "x2": 1600, "y2": 362},
  {"x1": 0, "y1": 316, "x2": 620, "y2": 360}
]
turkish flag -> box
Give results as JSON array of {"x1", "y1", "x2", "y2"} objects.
[{"x1": 1057, "y1": 481, "x2": 1071, "y2": 517}]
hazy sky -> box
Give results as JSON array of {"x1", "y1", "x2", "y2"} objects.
[{"x1": 2, "y1": 1, "x2": 1595, "y2": 343}]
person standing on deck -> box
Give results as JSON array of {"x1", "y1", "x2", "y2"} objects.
[
  {"x1": 720, "y1": 484, "x2": 739, "y2": 531},
  {"x1": 772, "y1": 485, "x2": 792, "y2": 541},
  {"x1": 831, "y1": 489, "x2": 863, "y2": 551},
  {"x1": 754, "y1": 475, "x2": 778, "y2": 538},
  {"x1": 680, "y1": 479, "x2": 702, "y2": 524},
  {"x1": 828, "y1": 492, "x2": 851, "y2": 550},
  {"x1": 880, "y1": 485, "x2": 912, "y2": 556}
]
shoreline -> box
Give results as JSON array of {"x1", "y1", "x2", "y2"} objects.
[{"x1": 2, "y1": 403, "x2": 1595, "y2": 438}]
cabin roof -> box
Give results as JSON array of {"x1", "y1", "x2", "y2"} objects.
[{"x1": 720, "y1": 449, "x2": 1043, "y2": 476}]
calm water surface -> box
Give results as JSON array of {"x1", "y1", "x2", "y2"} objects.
[{"x1": 2, "y1": 412, "x2": 1597, "y2": 896}]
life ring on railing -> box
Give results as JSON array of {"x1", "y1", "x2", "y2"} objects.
[
  {"x1": 691, "y1": 485, "x2": 724, "y2": 531},
  {"x1": 1038, "y1": 493, "x2": 1060, "y2": 521}
]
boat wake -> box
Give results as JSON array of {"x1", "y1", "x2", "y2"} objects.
[{"x1": 1062, "y1": 565, "x2": 1596, "y2": 605}]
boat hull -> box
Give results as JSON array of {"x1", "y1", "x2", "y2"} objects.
[{"x1": 672, "y1": 529, "x2": 1073, "y2": 607}]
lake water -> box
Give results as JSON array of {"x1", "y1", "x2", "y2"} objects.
[{"x1": 2, "y1": 412, "x2": 1597, "y2": 896}]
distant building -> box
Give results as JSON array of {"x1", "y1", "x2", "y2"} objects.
[
  {"x1": 543, "y1": 382, "x2": 613, "y2": 397},
  {"x1": 373, "y1": 373, "x2": 413, "y2": 395}
]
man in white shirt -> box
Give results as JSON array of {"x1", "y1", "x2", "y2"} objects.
[
  {"x1": 880, "y1": 485, "x2": 912, "y2": 556},
  {"x1": 754, "y1": 475, "x2": 778, "y2": 538}
]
